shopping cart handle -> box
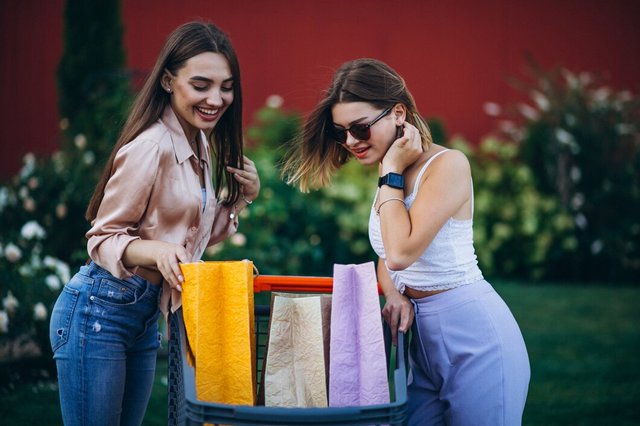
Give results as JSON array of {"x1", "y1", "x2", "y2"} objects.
[{"x1": 254, "y1": 275, "x2": 384, "y2": 295}]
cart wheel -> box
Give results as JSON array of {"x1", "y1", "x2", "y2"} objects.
[{"x1": 168, "y1": 311, "x2": 186, "y2": 426}]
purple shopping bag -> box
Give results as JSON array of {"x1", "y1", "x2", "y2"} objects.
[{"x1": 329, "y1": 262, "x2": 390, "y2": 407}]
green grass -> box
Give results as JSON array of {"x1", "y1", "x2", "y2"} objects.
[
  {"x1": 1, "y1": 282, "x2": 638, "y2": 425},
  {"x1": 0, "y1": 358, "x2": 168, "y2": 425},
  {"x1": 497, "y1": 281, "x2": 640, "y2": 425}
]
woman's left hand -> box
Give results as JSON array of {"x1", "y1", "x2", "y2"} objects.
[{"x1": 227, "y1": 155, "x2": 260, "y2": 203}]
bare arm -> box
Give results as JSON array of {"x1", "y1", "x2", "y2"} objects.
[
  {"x1": 378, "y1": 258, "x2": 414, "y2": 345},
  {"x1": 122, "y1": 240, "x2": 190, "y2": 291},
  {"x1": 378, "y1": 140, "x2": 472, "y2": 270}
]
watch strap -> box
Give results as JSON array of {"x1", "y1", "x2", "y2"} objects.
[{"x1": 378, "y1": 172, "x2": 404, "y2": 189}]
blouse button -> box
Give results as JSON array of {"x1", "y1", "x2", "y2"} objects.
[{"x1": 191, "y1": 226, "x2": 197, "y2": 232}]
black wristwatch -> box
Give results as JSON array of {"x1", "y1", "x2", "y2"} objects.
[{"x1": 378, "y1": 172, "x2": 404, "y2": 189}]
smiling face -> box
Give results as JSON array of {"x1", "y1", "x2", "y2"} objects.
[
  {"x1": 331, "y1": 102, "x2": 398, "y2": 165},
  {"x1": 162, "y1": 52, "x2": 234, "y2": 142}
]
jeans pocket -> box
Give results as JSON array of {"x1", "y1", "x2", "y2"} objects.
[
  {"x1": 93, "y1": 276, "x2": 141, "y2": 306},
  {"x1": 49, "y1": 285, "x2": 80, "y2": 353}
]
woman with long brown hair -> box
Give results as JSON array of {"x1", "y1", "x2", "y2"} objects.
[
  {"x1": 49, "y1": 21, "x2": 260, "y2": 425},
  {"x1": 283, "y1": 58, "x2": 529, "y2": 425}
]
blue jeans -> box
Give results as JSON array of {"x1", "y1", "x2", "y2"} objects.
[{"x1": 49, "y1": 261, "x2": 162, "y2": 426}]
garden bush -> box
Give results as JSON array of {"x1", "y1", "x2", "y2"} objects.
[
  {"x1": 451, "y1": 137, "x2": 575, "y2": 280},
  {"x1": 1, "y1": 0, "x2": 130, "y2": 369},
  {"x1": 491, "y1": 60, "x2": 640, "y2": 282}
]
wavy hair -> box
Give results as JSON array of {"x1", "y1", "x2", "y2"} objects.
[{"x1": 282, "y1": 58, "x2": 432, "y2": 192}]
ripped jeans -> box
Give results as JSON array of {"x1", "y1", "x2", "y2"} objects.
[{"x1": 49, "y1": 261, "x2": 162, "y2": 426}]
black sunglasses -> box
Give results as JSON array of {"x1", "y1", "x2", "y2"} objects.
[{"x1": 332, "y1": 106, "x2": 393, "y2": 144}]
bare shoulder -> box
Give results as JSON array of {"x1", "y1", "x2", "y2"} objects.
[{"x1": 429, "y1": 148, "x2": 471, "y2": 176}]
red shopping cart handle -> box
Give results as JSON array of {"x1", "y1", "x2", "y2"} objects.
[{"x1": 254, "y1": 275, "x2": 383, "y2": 294}]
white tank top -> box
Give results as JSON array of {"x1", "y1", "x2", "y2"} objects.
[{"x1": 368, "y1": 150, "x2": 483, "y2": 293}]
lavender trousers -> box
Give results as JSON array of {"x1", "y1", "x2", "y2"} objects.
[{"x1": 406, "y1": 280, "x2": 530, "y2": 426}]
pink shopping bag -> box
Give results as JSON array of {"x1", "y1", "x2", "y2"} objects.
[{"x1": 329, "y1": 262, "x2": 390, "y2": 407}]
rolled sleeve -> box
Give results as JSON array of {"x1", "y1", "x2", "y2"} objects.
[{"x1": 86, "y1": 139, "x2": 160, "y2": 278}]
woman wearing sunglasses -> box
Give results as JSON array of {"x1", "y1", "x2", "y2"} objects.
[{"x1": 282, "y1": 58, "x2": 530, "y2": 425}]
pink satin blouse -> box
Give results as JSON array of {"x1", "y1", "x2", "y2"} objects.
[{"x1": 86, "y1": 106, "x2": 238, "y2": 314}]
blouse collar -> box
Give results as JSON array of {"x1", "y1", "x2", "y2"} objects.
[{"x1": 160, "y1": 105, "x2": 209, "y2": 166}]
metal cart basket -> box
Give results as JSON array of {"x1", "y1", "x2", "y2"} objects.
[{"x1": 168, "y1": 275, "x2": 408, "y2": 426}]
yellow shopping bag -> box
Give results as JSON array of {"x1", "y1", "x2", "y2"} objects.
[{"x1": 180, "y1": 260, "x2": 256, "y2": 405}]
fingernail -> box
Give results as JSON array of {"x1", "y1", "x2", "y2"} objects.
[
  {"x1": 178, "y1": 275, "x2": 184, "y2": 282},
  {"x1": 176, "y1": 285, "x2": 183, "y2": 292}
]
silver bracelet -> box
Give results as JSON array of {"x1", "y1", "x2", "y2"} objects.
[
  {"x1": 241, "y1": 193, "x2": 253, "y2": 205},
  {"x1": 376, "y1": 197, "x2": 405, "y2": 215}
]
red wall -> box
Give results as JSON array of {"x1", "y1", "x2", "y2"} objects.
[{"x1": 2, "y1": 0, "x2": 639, "y2": 177}]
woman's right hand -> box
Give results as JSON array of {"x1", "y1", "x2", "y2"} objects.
[
  {"x1": 382, "y1": 289, "x2": 414, "y2": 346},
  {"x1": 123, "y1": 240, "x2": 190, "y2": 292},
  {"x1": 153, "y1": 241, "x2": 190, "y2": 292}
]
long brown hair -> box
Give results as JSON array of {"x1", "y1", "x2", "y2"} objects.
[
  {"x1": 282, "y1": 58, "x2": 432, "y2": 192},
  {"x1": 86, "y1": 21, "x2": 244, "y2": 221}
]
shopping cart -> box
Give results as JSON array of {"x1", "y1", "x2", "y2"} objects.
[{"x1": 168, "y1": 275, "x2": 408, "y2": 426}]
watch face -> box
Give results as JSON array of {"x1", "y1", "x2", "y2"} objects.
[
  {"x1": 387, "y1": 173, "x2": 404, "y2": 188},
  {"x1": 379, "y1": 173, "x2": 404, "y2": 189}
]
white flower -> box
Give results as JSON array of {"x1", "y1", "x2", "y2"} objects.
[
  {"x1": 530, "y1": 91, "x2": 550, "y2": 111},
  {"x1": 20, "y1": 153, "x2": 36, "y2": 179},
  {"x1": 590, "y1": 240, "x2": 604, "y2": 255},
  {"x1": 2, "y1": 291, "x2": 19, "y2": 313},
  {"x1": 23, "y1": 197, "x2": 36, "y2": 212},
  {"x1": 46, "y1": 274, "x2": 62, "y2": 291},
  {"x1": 33, "y1": 303, "x2": 48, "y2": 321},
  {"x1": 0, "y1": 311, "x2": 8, "y2": 333},
  {"x1": 59, "y1": 118, "x2": 70, "y2": 130},
  {"x1": 18, "y1": 186, "x2": 29, "y2": 199},
  {"x1": 575, "y1": 213, "x2": 588, "y2": 230},
  {"x1": 4, "y1": 243, "x2": 22, "y2": 263},
  {"x1": 30, "y1": 246, "x2": 43, "y2": 269},
  {"x1": 517, "y1": 103, "x2": 540, "y2": 121},
  {"x1": 615, "y1": 124, "x2": 634, "y2": 135},
  {"x1": 555, "y1": 128, "x2": 574, "y2": 145},
  {"x1": 266, "y1": 94, "x2": 284, "y2": 109},
  {"x1": 44, "y1": 256, "x2": 71, "y2": 283},
  {"x1": 617, "y1": 91, "x2": 632, "y2": 102},
  {"x1": 230, "y1": 233, "x2": 247, "y2": 247},
  {"x1": 58, "y1": 262, "x2": 71, "y2": 283},
  {"x1": 83, "y1": 151, "x2": 95, "y2": 165},
  {"x1": 18, "y1": 263, "x2": 34, "y2": 277},
  {"x1": 74, "y1": 134, "x2": 87, "y2": 149},
  {"x1": 482, "y1": 102, "x2": 501, "y2": 116},
  {"x1": 55, "y1": 203, "x2": 68, "y2": 219},
  {"x1": 563, "y1": 70, "x2": 580, "y2": 89},
  {"x1": 52, "y1": 151, "x2": 65, "y2": 174},
  {"x1": 571, "y1": 193, "x2": 585, "y2": 210},
  {"x1": 592, "y1": 87, "x2": 611, "y2": 103},
  {"x1": 27, "y1": 177, "x2": 39, "y2": 189},
  {"x1": 555, "y1": 128, "x2": 580, "y2": 154},
  {"x1": 21, "y1": 220, "x2": 46, "y2": 240},
  {"x1": 578, "y1": 72, "x2": 593, "y2": 86},
  {"x1": 570, "y1": 167, "x2": 582, "y2": 183},
  {"x1": 0, "y1": 187, "x2": 9, "y2": 212}
]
